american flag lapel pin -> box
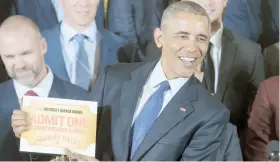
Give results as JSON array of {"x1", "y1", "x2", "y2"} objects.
[{"x1": 180, "y1": 107, "x2": 186, "y2": 112}]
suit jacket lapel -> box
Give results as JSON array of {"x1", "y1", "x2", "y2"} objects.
[
  {"x1": 216, "y1": 29, "x2": 237, "y2": 101},
  {"x1": 117, "y1": 61, "x2": 158, "y2": 160},
  {"x1": 131, "y1": 76, "x2": 198, "y2": 161},
  {"x1": 48, "y1": 75, "x2": 66, "y2": 98},
  {"x1": 44, "y1": 24, "x2": 70, "y2": 82},
  {"x1": 1, "y1": 80, "x2": 20, "y2": 114},
  {"x1": 36, "y1": 0, "x2": 58, "y2": 26}
]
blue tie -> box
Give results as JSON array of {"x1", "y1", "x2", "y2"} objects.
[
  {"x1": 130, "y1": 81, "x2": 170, "y2": 158},
  {"x1": 73, "y1": 34, "x2": 91, "y2": 90}
]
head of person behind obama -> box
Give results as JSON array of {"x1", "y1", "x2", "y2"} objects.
[
  {"x1": 0, "y1": 15, "x2": 48, "y2": 88},
  {"x1": 154, "y1": 1, "x2": 211, "y2": 79}
]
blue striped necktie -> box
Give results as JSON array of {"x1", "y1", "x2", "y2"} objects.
[
  {"x1": 130, "y1": 81, "x2": 170, "y2": 158},
  {"x1": 73, "y1": 34, "x2": 91, "y2": 90}
]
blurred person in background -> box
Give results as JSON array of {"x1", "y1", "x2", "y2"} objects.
[
  {"x1": 42, "y1": 0, "x2": 127, "y2": 91},
  {"x1": 244, "y1": 76, "x2": 279, "y2": 161},
  {"x1": 12, "y1": 0, "x2": 105, "y2": 31},
  {"x1": 224, "y1": 0, "x2": 279, "y2": 48},
  {"x1": 0, "y1": 0, "x2": 14, "y2": 83}
]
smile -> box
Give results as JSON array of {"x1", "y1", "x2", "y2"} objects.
[
  {"x1": 77, "y1": 11, "x2": 90, "y2": 15},
  {"x1": 179, "y1": 56, "x2": 197, "y2": 62}
]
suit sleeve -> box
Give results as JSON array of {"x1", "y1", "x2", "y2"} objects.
[
  {"x1": 90, "y1": 66, "x2": 109, "y2": 133},
  {"x1": 224, "y1": 126, "x2": 243, "y2": 161},
  {"x1": 244, "y1": 81, "x2": 274, "y2": 161},
  {"x1": 246, "y1": 44, "x2": 265, "y2": 122},
  {"x1": 250, "y1": 46, "x2": 265, "y2": 88},
  {"x1": 180, "y1": 108, "x2": 229, "y2": 161},
  {"x1": 108, "y1": 0, "x2": 137, "y2": 42}
]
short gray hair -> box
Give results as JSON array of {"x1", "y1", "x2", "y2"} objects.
[{"x1": 161, "y1": 1, "x2": 210, "y2": 28}]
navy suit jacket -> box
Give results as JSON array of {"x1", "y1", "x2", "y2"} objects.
[
  {"x1": 13, "y1": 0, "x2": 105, "y2": 31},
  {"x1": 217, "y1": 123, "x2": 243, "y2": 161},
  {"x1": 0, "y1": 75, "x2": 90, "y2": 161},
  {"x1": 92, "y1": 61, "x2": 230, "y2": 161},
  {"x1": 224, "y1": 0, "x2": 262, "y2": 42},
  {"x1": 41, "y1": 24, "x2": 127, "y2": 86},
  {"x1": 107, "y1": 0, "x2": 166, "y2": 53},
  {"x1": 224, "y1": 0, "x2": 279, "y2": 46}
]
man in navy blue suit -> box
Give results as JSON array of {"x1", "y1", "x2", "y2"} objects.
[
  {"x1": 42, "y1": 0, "x2": 127, "y2": 91},
  {"x1": 0, "y1": 15, "x2": 89, "y2": 161},
  {"x1": 12, "y1": 0, "x2": 105, "y2": 31},
  {"x1": 224, "y1": 0, "x2": 279, "y2": 47}
]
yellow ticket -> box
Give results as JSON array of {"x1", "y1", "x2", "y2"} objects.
[{"x1": 20, "y1": 96, "x2": 97, "y2": 157}]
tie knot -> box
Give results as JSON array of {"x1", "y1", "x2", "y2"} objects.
[
  {"x1": 24, "y1": 90, "x2": 38, "y2": 96},
  {"x1": 73, "y1": 34, "x2": 87, "y2": 44},
  {"x1": 158, "y1": 81, "x2": 170, "y2": 92}
]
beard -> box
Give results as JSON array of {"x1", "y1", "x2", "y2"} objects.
[{"x1": 11, "y1": 66, "x2": 40, "y2": 86}]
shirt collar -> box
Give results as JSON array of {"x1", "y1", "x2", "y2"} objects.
[
  {"x1": 147, "y1": 60, "x2": 189, "y2": 95},
  {"x1": 210, "y1": 24, "x2": 223, "y2": 48},
  {"x1": 13, "y1": 66, "x2": 54, "y2": 99},
  {"x1": 61, "y1": 21, "x2": 98, "y2": 43}
]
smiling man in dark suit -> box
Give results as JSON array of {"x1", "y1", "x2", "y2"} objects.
[
  {"x1": 0, "y1": 15, "x2": 89, "y2": 161},
  {"x1": 122, "y1": 0, "x2": 265, "y2": 148},
  {"x1": 63, "y1": 1, "x2": 230, "y2": 161}
]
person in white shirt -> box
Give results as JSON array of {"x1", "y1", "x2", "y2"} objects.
[{"x1": 0, "y1": 15, "x2": 89, "y2": 161}]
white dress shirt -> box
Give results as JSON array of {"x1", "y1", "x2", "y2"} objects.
[
  {"x1": 60, "y1": 21, "x2": 99, "y2": 85},
  {"x1": 209, "y1": 24, "x2": 223, "y2": 93},
  {"x1": 13, "y1": 67, "x2": 54, "y2": 99},
  {"x1": 51, "y1": 0, "x2": 64, "y2": 22},
  {"x1": 132, "y1": 60, "x2": 189, "y2": 124}
]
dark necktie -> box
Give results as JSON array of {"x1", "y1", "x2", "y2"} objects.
[
  {"x1": 202, "y1": 43, "x2": 215, "y2": 94},
  {"x1": 24, "y1": 90, "x2": 38, "y2": 96},
  {"x1": 130, "y1": 81, "x2": 170, "y2": 159}
]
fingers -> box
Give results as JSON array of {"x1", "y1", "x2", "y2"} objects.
[
  {"x1": 13, "y1": 126, "x2": 30, "y2": 138},
  {"x1": 64, "y1": 149, "x2": 98, "y2": 161},
  {"x1": 12, "y1": 110, "x2": 28, "y2": 117},
  {"x1": 11, "y1": 110, "x2": 30, "y2": 138}
]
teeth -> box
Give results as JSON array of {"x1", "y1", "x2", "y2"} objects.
[
  {"x1": 78, "y1": 11, "x2": 88, "y2": 14},
  {"x1": 180, "y1": 57, "x2": 196, "y2": 62}
]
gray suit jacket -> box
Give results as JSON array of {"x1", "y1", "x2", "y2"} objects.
[
  {"x1": 217, "y1": 123, "x2": 243, "y2": 161},
  {"x1": 118, "y1": 29, "x2": 265, "y2": 140},
  {"x1": 0, "y1": 75, "x2": 90, "y2": 161},
  {"x1": 92, "y1": 61, "x2": 230, "y2": 161},
  {"x1": 264, "y1": 42, "x2": 279, "y2": 78},
  {"x1": 108, "y1": 0, "x2": 166, "y2": 53}
]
